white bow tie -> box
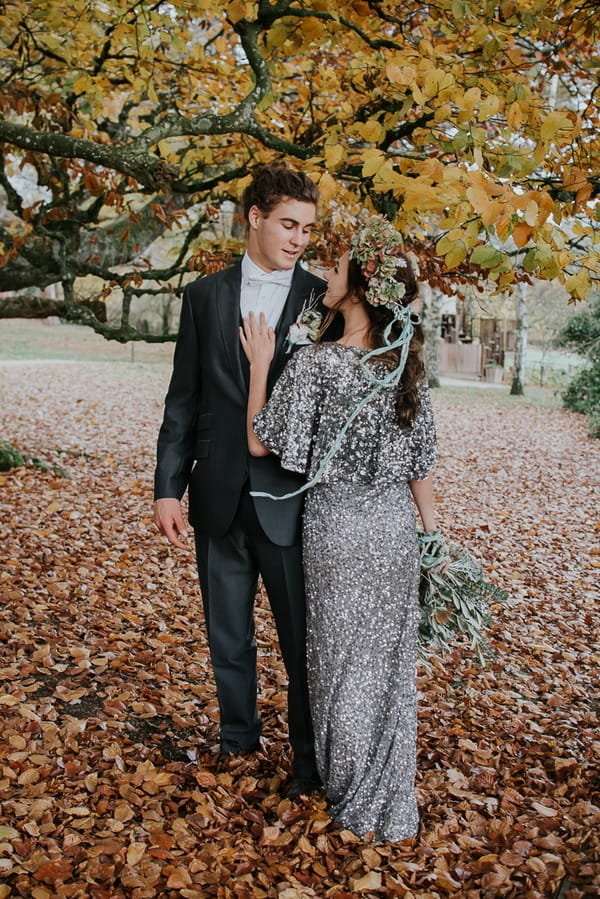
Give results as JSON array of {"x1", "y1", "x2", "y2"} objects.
[{"x1": 246, "y1": 271, "x2": 293, "y2": 288}]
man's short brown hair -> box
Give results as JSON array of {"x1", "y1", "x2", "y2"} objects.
[{"x1": 242, "y1": 162, "x2": 319, "y2": 221}]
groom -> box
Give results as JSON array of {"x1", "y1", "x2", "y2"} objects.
[{"x1": 153, "y1": 162, "x2": 326, "y2": 797}]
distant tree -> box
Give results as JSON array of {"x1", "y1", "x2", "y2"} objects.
[
  {"x1": 510, "y1": 283, "x2": 528, "y2": 395},
  {"x1": 420, "y1": 282, "x2": 442, "y2": 388},
  {"x1": 556, "y1": 296, "x2": 600, "y2": 436},
  {"x1": 527, "y1": 279, "x2": 576, "y2": 386},
  {"x1": 0, "y1": 0, "x2": 598, "y2": 341}
]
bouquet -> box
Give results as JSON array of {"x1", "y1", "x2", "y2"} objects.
[{"x1": 417, "y1": 530, "x2": 507, "y2": 663}]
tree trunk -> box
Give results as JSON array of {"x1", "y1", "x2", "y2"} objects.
[
  {"x1": 510, "y1": 282, "x2": 528, "y2": 395},
  {"x1": 420, "y1": 281, "x2": 442, "y2": 388}
]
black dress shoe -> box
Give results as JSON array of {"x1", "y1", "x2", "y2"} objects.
[
  {"x1": 219, "y1": 740, "x2": 261, "y2": 757},
  {"x1": 284, "y1": 776, "x2": 323, "y2": 800}
]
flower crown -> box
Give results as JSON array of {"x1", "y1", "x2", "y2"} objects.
[{"x1": 349, "y1": 215, "x2": 408, "y2": 309}]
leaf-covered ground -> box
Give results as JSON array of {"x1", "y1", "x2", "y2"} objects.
[{"x1": 1, "y1": 359, "x2": 598, "y2": 899}]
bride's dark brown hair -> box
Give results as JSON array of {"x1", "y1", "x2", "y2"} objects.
[{"x1": 320, "y1": 253, "x2": 424, "y2": 427}]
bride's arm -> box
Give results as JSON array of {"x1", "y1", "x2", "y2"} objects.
[
  {"x1": 240, "y1": 312, "x2": 276, "y2": 457},
  {"x1": 409, "y1": 476, "x2": 438, "y2": 532}
]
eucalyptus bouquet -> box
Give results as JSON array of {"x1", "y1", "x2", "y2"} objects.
[{"x1": 417, "y1": 530, "x2": 507, "y2": 663}]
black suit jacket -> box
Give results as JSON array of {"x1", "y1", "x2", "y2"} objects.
[{"x1": 154, "y1": 261, "x2": 328, "y2": 546}]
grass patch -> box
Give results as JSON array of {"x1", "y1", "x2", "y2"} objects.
[
  {"x1": 0, "y1": 321, "x2": 566, "y2": 413},
  {"x1": 0, "y1": 319, "x2": 173, "y2": 364},
  {"x1": 435, "y1": 384, "x2": 563, "y2": 411}
]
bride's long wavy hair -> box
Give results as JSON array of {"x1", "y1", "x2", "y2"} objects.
[{"x1": 319, "y1": 253, "x2": 424, "y2": 427}]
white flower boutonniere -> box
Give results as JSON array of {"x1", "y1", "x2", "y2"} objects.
[{"x1": 285, "y1": 291, "x2": 323, "y2": 353}]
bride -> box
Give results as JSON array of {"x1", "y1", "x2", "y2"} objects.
[{"x1": 240, "y1": 216, "x2": 441, "y2": 842}]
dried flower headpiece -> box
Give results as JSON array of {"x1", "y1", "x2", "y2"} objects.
[{"x1": 349, "y1": 215, "x2": 408, "y2": 309}]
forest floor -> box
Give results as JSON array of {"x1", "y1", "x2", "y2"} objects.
[{"x1": 0, "y1": 331, "x2": 598, "y2": 898}]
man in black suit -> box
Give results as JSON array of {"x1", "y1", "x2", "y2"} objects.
[{"x1": 153, "y1": 163, "x2": 325, "y2": 797}]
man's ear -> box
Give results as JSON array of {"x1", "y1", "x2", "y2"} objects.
[{"x1": 248, "y1": 205, "x2": 262, "y2": 231}]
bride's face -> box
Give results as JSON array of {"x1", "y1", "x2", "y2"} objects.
[{"x1": 323, "y1": 251, "x2": 350, "y2": 308}]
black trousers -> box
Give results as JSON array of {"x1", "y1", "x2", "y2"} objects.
[{"x1": 195, "y1": 487, "x2": 317, "y2": 778}]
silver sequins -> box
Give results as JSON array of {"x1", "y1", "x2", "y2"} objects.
[{"x1": 253, "y1": 342, "x2": 437, "y2": 841}]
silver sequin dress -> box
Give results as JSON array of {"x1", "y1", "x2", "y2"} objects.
[{"x1": 253, "y1": 343, "x2": 437, "y2": 841}]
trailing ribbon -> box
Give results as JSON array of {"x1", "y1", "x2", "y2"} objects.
[{"x1": 251, "y1": 303, "x2": 418, "y2": 502}]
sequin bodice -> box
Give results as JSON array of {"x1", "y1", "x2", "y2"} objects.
[{"x1": 253, "y1": 342, "x2": 437, "y2": 484}]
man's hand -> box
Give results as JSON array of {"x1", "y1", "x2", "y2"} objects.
[{"x1": 153, "y1": 498, "x2": 189, "y2": 549}]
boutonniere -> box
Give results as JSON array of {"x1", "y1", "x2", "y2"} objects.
[{"x1": 284, "y1": 291, "x2": 323, "y2": 353}]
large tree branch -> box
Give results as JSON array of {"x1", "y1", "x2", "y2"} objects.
[
  {"x1": 0, "y1": 10, "x2": 329, "y2": 186},
  {"x1": 0, "y1": 290, "x2": 180, "y2": 341},
  {"x1": 0, "y1": 292, "x2": 106, "y2": 322},
  {"x1": 0, "y1": 103, "x2": 318, "y2": 190},
  {"x1": 0, "y1": 119, "x2": 173, "y2": 188}
]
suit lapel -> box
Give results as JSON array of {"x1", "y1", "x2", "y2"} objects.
[
  {"x1": 216, "y1": 262, "x2": 246, "y2": 396},
  {"x1": 269, "y1": 264, "x2": 314, "y2": 388}
]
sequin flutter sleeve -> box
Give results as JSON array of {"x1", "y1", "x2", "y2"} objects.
[
  {"x1": 253, "y1": 347, "x2": 321, "y2": 474},
  {"x1": 406, "y1": 379, "x2": 438, "y2": 480}
]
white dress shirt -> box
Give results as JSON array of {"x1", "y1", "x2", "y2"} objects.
[{"x1": 240, "y1": 252, "x2": 294, "y2": 330}]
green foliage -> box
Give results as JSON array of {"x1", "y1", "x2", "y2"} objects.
[
  {"x1": 418, "y1": 534, "x2": 507, "y2": 665},
  {"x1": 557, "y1": 298, "x2": 600, "y2": 436},
  {"x1": 0, "y1": 440, "x2": 25, "y2": 471},
  {"x1": 557, "y1": 298, "x2": 600, "y2": 360},
  {"x1": 0, "y1": 439, "x2": 68, "y2": 475}
]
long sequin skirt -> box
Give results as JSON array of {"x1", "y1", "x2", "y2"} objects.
[{"x1": 302, "y1": 481, "x2": 420, "y2": 841}]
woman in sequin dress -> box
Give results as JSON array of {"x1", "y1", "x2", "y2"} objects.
[{"x1": 240, "y1": 217, "x2": 441, "y2": 842}]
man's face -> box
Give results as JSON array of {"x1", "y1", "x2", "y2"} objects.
[{"x1": 247, "y1": 197, "x2": 316, "y2": 272}]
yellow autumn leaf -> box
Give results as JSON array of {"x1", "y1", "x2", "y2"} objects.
[
  {"x1": 524, "y1": 200, "x2": 538, "y2": 226},
  {"x1": 147, "y1": 80, "x2": 158, "y2": 104},
  {"x1": 506, "y1": 101, "x2": 524, "y2": 131},
  {"x1": 424, "y1": 69, "x2": 455, "y2": 100},
  {"x1": 412, "y1": 82, "x2": 427, "y2": 106},
  {"x1": 72, "y1": 74, "x2": 91, "y2": 94},
  {"x1": 317, "y1": 171, "x2": 338, "y2": 202},
  {"x1": 445, "y1": 240, "x2": 468, "y2": 268},
  {"x1": 457, "y1": 86, "x2": 481, "y2": 122},
  {"x1": 373, "y1": 162, "x2": 404, "y2": 193},
  {"x1": 540, "y1": 111, "x2": 573, "y2": 143},
  {"x1": 436, "y1": 234, "x2": 455, "y2": 255},
  {"x1": 401, "y1": 180, "x2": 447, "y2": 213},
  {"x1": 466, "y1": 184, "x2": 493, "y2": 216},
  {"x1": 325, "y1": 144, "x2": 345, "y2": 170},
  {"x1": 478, "y1": 94, "x2": 501, "y2": 120},
  {"x1": 385, "y1": 61, "x2": 416, "y2": 85},
  {"x1": 358, "y1": 119, "x2": 385, "y2": 143},
  {"x1": 227, "y1": 0, "x2": 248, "y2": 25},
  {"x1": 361, "y1": 149, "x2": 386, "y2": 178},
  {"x1": 564, "y1": 268, "x2": 591, "y2": 300}
]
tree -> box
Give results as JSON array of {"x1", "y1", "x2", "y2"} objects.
[
  {"x1": 510, "y1": 282, "x2": 528, "y2": 395},
  {"x1": 420, "y1": 281, "x2": 442, "y2": 388},
  {"x1": 0, "y1": 0, "x2": 598, "y2": 341},
  {"x1": 526, "y1": 278, "x2": 577, "y2": 386},
  {"x1": 556, "y1": 295, "x2": 600, "y2": 436}
]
